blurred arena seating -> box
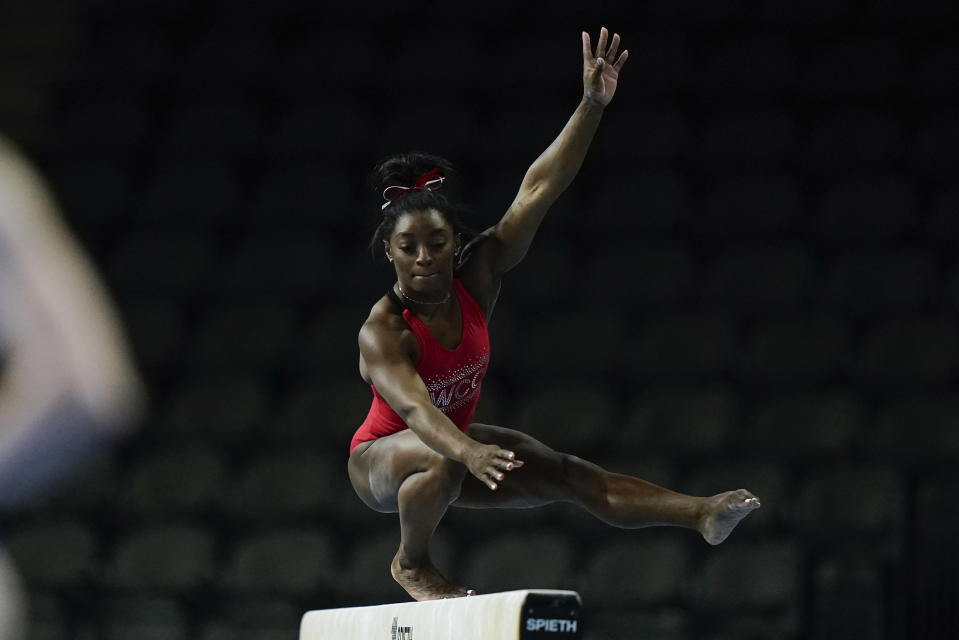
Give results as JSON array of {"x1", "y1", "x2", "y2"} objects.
[{"x1": 2, "y1": 0, "x2": 958, "y2": 638}]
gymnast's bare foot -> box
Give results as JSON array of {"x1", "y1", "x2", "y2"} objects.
[
  {"x1": 698, "y1": 489, "x2": 761, "y2": 545},
  {"x1": 391, "y1": 548, "x2": 475, "y2": 601}
]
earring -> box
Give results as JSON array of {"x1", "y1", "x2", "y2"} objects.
[{"x1": 387, "y1": 255, "x2": 394, "y2": 263}]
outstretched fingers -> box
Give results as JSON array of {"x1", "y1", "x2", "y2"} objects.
[
  {"x1": 485, "y1": 450, "x2": 524, "y2": 491},
  {"x1": 595, "y1": 26, "x2": 608, "y2": 59},
  {"x1": 613, "y1": 49, "x2": 629, "y2": 72},
  {"x1": 606, "y1": 32, "x2": 621, "y2": 61},
  {"x1": 583, "y1": 28, "x2": 628, "y2": 74}
]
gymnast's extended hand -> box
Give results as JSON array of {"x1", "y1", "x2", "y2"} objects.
[
  {"x1": 582, "y1": 27, "x2": 629, "y2": 107},
  {"x1": 465, "y1": 443, "x2": 524, "y2": 492}
]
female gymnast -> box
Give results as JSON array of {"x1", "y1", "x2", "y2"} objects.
[{"x1": 347, "y1": 27, "x2": 760, "y2": 601}]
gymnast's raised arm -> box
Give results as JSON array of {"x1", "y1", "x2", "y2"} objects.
[{"x1": 473, "y1": 27, "x2": 628, "y2": 278}]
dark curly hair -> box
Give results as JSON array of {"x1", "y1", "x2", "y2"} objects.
[{"x1": 367, "y1": 151, "x2": 474, "y2": 261}]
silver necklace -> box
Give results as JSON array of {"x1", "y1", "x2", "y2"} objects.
[{"x1": 396, "y1": 283, "x2": 451, "y2": 306}]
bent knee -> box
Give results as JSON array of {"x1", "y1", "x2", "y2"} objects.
[{"x1": 422, "y1": 450, "x2": 468, "y2": 492}]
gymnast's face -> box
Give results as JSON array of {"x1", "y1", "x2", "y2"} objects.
[{"x1": 385, "y1": 208, "x2": 459, "y2": 293}]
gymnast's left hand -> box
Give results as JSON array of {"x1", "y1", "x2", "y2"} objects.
[{"x1": 582, "y1": 27, "x2": 628, "y2": 107}]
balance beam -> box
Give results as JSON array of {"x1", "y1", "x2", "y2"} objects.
[{"x1": 300, "y1": 589, "x2": 582, "y2": 639}]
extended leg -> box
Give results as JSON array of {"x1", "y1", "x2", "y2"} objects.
[{"x1": 455, "y1": 424, "x2": 759, "y2": 544}]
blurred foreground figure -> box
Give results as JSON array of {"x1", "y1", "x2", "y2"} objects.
[{"x1": 0, "y1": 134, "x2": 145, "y2": 638}]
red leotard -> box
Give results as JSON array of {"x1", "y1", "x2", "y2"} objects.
[{"x1": 349, "y1": 279, "x2": 490, "y2": 454}]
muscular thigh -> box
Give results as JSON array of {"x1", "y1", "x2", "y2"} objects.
[
  {"x1": 347, "y1": 429, "x2": 463, "y2": 513},
  {"x1": 454, "y1": 423, "x2": 590, "y2": 509}
]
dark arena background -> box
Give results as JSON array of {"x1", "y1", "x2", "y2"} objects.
[{"x1": 2, "y1": 0, "x2": 959, "y2": 638}]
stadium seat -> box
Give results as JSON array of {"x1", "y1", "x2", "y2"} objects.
[
  {"x1": 198, "y1": 596, "x2": 301, "y2": 640},
  {"x1": 752, "y1": 2, "x2": 859, "y2": 28},
  {"x1": 812, "y1": 176, "x2": 919, "y2": 241},
  {"x1": 122, "y1": 298, "x2": 185, "y2": 371},
  {"x1": 585, "y1": 610, "x2": 690, "y2": 640},
  {"x1": 296, "y1": 305, "x2": 368, "y2": 373},
  {"x1": 912, "y1": 42, "x2": 959, "y2": 105},
  {"x1": 222, "y1": 527, "x2": 337, "y2": 596},
  {"x1": 621, "y1": 386, "x2": 739, "y2": 456},
  {"x1": 629, "y1": 313, "x2": 737, "y2": 382},
  {"x1": 617, "y1": 33, "x2": 692, "y2": 96},
  {"x1": 585, "y1": 243, "x2": 696, "y2": 311},
  {"x1": 56, "y1": 95, "x2": 153, "y2": 155},
  {"x1": 857, "y1": 316, "x2": 957, "y2": 387},
  {"x1": 189, "y1": 304, "x2": 296, "y2": 369},
  {"x1": 108, "y1": 232, "x2": 211, "y2": 295},
  {"x1": 273, "y1": 377, "x2": 371, "y2": 446},
  {"x1": 264, "y1": 101, "x2": 372, "y2": 162},
  {"x1": 703, "y1": 245, "x2": 814, "y2": 313},
  {"x1": 580, "y1": 534, "x2": 690, "y2": 606},
  {"x1": 701, "y1": 172, "x2": 801, "y2": 237},
  {"x1": 4, "y1": 521, "x2": 98, "y2": 589},
  {"x1": 75, "y1": 24, "x2": 171, "y2": 87},
  {"x1": 382, "y1": 103, "x2": 482, "y2": 163},
  {"x1": 50, "y1": 160, "x2": 129, "y2": 228},
  {"x1": 136, "y1": 161, "x2": 239, "y2": 227},
  {"x1": 275, "y1": 29, "x2": 380, "y2": 90},
  {"x1": 505, "y1": 238, "x2": 577, "y2": 311},
  {"x1": 217, "y1": 233, "x2": 329, "y2": 301},
  {"x1": 739, "y1": 315, "x2": 850, "y2": 383},
  {"x1": 820, "y1": 249, "x2": 935, "y2": 317},
  {"x1": 463, "y1": 530, "x2": 573, "y2": 593},
  {"x1": 924, "y1": 187, "x2": 959, "y2": 248},
  {"x1": 226, "y1": 448, "x2": 337, "y2": 520},
  {"x1": 591, "y1": 171, "x2": 693, "y2": 234},
  {"x1": 514, "y1": 382, "x2": 619, "y2": 455},
  {"x1": 106, "y1": 523, "x2": 216, "y2": 592},
  {"x1": 160, "y1": 98, "x2": 262, "y2": 158},
  {"x1": 36, "y1": 453, "x2": 120, "y2": 515},
  {"x1": 793, "y1": 466, "x2": 904, "y2": 543},
  {"x1": 913, "y1": 113, "x2": 959, "y2": 179},
  {"x1": 247, "y1": 165, "x2": 356, "y2": 229},
  {"x1": 803, "y1": 109, "x2": 903, "y2": 175},
  {"x1": 484, "y1": 105, "x2": 579, "y2": 160},
  {"x1": 605, "y1": 108, "x2": 692, "y2": 166},
  {"x1": 915, "y1": 470, "x2": 959, "y2": 536},
  {"x1": 697, "y1": 108, "x2": 797, "y2": 170},
  {"x1": 97, "y1": 596, "x2": 188, "y2": 640},
  {"x1": 177, "y1": 29, "x2": 275, "y2": 88},
  {"x1": 162, "y1": 373, "x2": 270, "y2": 444},
  {"x1": 26, "y1": 592, "x2": 70, "y2": 640},
  {"x1": 811, "y1": 553, "x2": 885, "y2": 640},
  {"x1": 700, "y1": 37, "x2": 798, "y2": 99},
  {"x1": 744, "y1": 389, "x2": 863, "y2": 460},
  {"x1": 873, "y1": 395, "x2": 959, "y2": 463},
  {"x1": 119, "y1": 446, "x2": 227, "y2": 517},
  {"x1": 684, "y1": 539, "x2": 801, "y2": 610},
  {"x1": 520, "y1": 308, "x2": 627, "y2": 376},
  {"x1": 802, "y1": 37, "x2": 904, "y2": 100}
]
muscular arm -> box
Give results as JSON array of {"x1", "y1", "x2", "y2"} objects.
[
  {"x1": 485, "y1": 98, "x2": 604, "y2": 274},
  {"x1": 479, "y1": 28, "x2": 628, "y2": 277},
  {"x1": 359, "y1": 317, "x2": 520, "y2": 489},
  {"x1": 359, "y1": 320, "x2": 475, "y2": 462}
]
